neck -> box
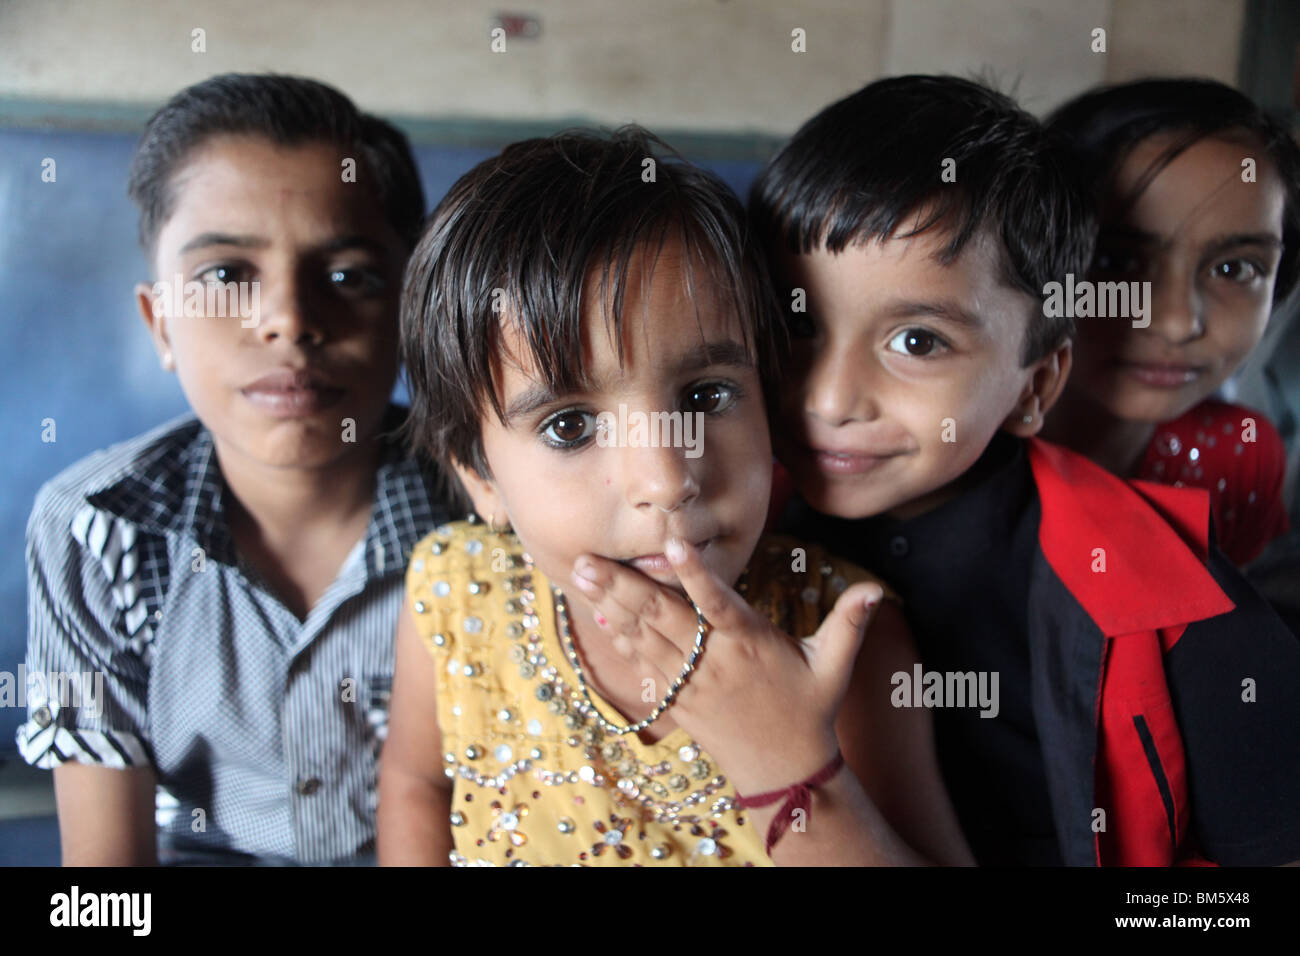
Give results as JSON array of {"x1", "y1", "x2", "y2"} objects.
[
  {"x1": 1042, "y1": 389, "x2": 1155, "y2": 478},
  {"x1": 214, "y1": 437, "x2": 382, "y2": 548}
]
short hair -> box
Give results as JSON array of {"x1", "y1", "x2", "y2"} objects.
[
  {"x1": 127, "y1": 73, "x2": 425, "y2": 257},
  {"x1": 1046, "y1": 77, "x2": 1300, "y2": 303},
  {"x1": 749, "y1": 75, "x2": 1096, "y2": 364},
  {"x1": 400, "y1": 125, "x2": 781, "y2": 492}
]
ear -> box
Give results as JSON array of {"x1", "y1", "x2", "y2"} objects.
[
  {"x1": 135, "y1": 281, "x2": 175, "y2": 371},
  {"x1": 1003, "y1": 340, "x2": 1072, "y2": 438},
  {"x1": 451, "y1": 456, "x2": 507, "y2": 524}
]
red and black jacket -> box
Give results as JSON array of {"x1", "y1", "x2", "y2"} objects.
[{"x1": 1027, "y1": 439, "x2": 1233, "y2": 866}]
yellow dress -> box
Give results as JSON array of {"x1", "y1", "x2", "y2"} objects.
[{"x1": 404, "y1": 520, "x2": 885, "y2": 866}]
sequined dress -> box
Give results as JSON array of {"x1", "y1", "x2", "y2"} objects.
[
  {"x1": 1135, "y1": 399, "x2": 1288, "y2": 565},
  {"x1": 404, "y1": 521, "x2": 881, "y2": 866}
]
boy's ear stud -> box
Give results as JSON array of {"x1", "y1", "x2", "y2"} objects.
[{"x1": 1022, "y1": 413, "x2": 1034, "y2": 425}]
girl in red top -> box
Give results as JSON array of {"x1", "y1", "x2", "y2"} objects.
[{"x1": 1043, "y1": 79, "x2": 1300, "y2": 565}]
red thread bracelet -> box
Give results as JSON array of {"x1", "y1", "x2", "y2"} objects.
[{"x1": 734, "y1": 751, "x2": 845, "y2": 855}]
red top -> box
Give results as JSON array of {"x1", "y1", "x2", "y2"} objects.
[{"x1": 1135, "y1": 399, "x2": 1289, "y2": 566}]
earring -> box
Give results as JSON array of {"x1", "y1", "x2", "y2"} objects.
[
  {"x1": 1022, "y1": 413, "x2": 1034, "y2": 425},
  {"x1": 161, "y1": 351, "x2": 174, "y2": 371}
]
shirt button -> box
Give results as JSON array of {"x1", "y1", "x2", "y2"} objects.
[
  {"x1": 889, "y1": 535, "x2": 909, "y2": 557},
  {"x1": 295, "y1": 776, "x2": 322, "y2": 796}
]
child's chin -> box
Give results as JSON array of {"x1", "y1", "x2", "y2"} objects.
[{"x1": 796, "y1": 476, "x2": 893, "y2": 520}]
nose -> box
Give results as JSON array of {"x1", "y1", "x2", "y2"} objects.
[
  {"x1": 1147, "y1": 264, "x2": 1205, "y2": 346},
  {"x1": 802, "y1": 342, "x2": 876, "y2": 427},
  {"x1": 255, "y1": 271, "x2": 326, "y2": 347},
  {"x1": 622, "y1": 441, "x2": 701, "y2": 514}
]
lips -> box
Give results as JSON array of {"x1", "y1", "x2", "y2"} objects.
[
  {"x1": 1115, "y1": 361, "x2": 1206, "y2": 389},
  {"x1": 805, "y1": 444, "x2": 899, "y2": 477},
  {"x1": 241, "y1": 367, "x2": 345, "y2": 418},
  {"x1": 622, "y1": 537, "x2": 715, "y2": 574}
]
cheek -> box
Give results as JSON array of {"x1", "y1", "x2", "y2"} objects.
[
  {"x1": 171, "y1": 344, "x2": 237, "y2": 410},
  {"x1": 1210, "y1": 298, "x2": 1270, "y2": 364},
  {"x1": 902, "y1": 364, "x2": 1009, "y2": 444},
  {"x1": 706, "y1": 406, "x2": 772, "y2": 479}
]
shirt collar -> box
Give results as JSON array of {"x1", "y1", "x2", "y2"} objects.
[
  {"x1": 366, "y1": 407, "x2": 447, "y2": 577},
  {"x1": 85, "y1": 405, "x2": 444, "y2": 578},
  {"x1": 1027, "y1": 437, "x2": 1234, "y2": 635}
]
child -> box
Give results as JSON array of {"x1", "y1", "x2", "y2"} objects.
[
  {"x1": 749, "y1": 75, "x2": 1300, "y2": 866},
  {"x1": 1042, "y1": 78, "x2": 1300, "y2": 566},
  {"x1": 377, "y1": 127, "x2": 974, "y2": 866},
  {"x1": 19, "y1": 74, "x2": 451, "y2": 864}
]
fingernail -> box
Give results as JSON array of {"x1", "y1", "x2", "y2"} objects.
[
  {"x1": 594, "y1": 611, "x2": 608, "y2": 628},
  {"x1": 664, "y1": 538, "x2": 686, "y2": 564},
  {"x1": 571, "y1": 573, "x2": 597, "y2": 594},
  {"x1": 574, "y1": 559, "x2": 599, "y2": 582}
]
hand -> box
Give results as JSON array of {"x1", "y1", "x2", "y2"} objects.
[{"x1": 569, "y1": 537, "x2": 883, "y2": 795}]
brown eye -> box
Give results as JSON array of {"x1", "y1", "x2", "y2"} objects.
[
  {"x1": 886, "y1": 328, "x2": 945, "y2": 357},
  {"x1": 541, "y1": 411, "x2": 594, "y2": 448},
  {"x1": 198, "y1": 264, "x2": 251, "y2": 285},
  {"x1": 788, "y1": 312, "x2": 816, "y2": 339},
  {"x1": 1094, "y1": 250, "x2": 1143, "y2": 275},
  {"x1": 683, "y1": 383, "x2": 736, "y2": 414},
  {"x1": 1211, "y1": 259, "x2": 1261, "y2": 283}
]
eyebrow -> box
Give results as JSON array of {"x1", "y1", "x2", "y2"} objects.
[
  {"x1": 1202, "y1": 232, "x2": 1284, "y2": 256},
  {"x1": 317, "y1": 235, "x2": 390, "y2": 256},
  {"x1": 879, "y1": 299, "x2": 986, "y2": 330},
  {"x1": 502, "y1": 339, "x2": 755, "y2": 425},
  {"x1": 670, "y1": 340, "x2": 755, "y2": 375},
  {"x1": 176, "y1": 233, "x2": 387, "y2": 257},
  {"x1": 177, "y1": 232, "x2": 269, "y2": 256},
  {"x1": 1099, "y1": 226, "x2": 1284, "y2": 255}
]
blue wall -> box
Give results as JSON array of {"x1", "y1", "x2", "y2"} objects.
[{"x1": 0, "y1": 123, "x2": 761, "y2": 754}]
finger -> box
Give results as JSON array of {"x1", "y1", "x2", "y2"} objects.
[
  {"x1": 807, "y1": 581, "x2": 884, "y2": 683},
  {"x1": 663, "y1": 537, "x2": 756, "y2": 634},
  {"x1": 604, "y1": 631, "x2": 673, "y2": 714},
  {"x1": 570, "y1": 553, "x2": 698, "y2": 669}
]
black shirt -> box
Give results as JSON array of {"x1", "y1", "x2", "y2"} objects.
[
  {"x1": 786, "y1": 431, "x2": 1300, "y2": 866},
  {"x1": 786, "y1": 433, "x2": 1062, "y2": 865}
]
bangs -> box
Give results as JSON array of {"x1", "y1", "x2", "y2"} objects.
[
  {"x1": 488, "y1": 212, "x2": 770, "y2": 423},
  {"x1": 399, "y1": 125, "x2": 781, "y2": 482}
]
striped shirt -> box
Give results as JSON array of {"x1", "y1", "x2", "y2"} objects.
[{"x1": 17, "y1": 405, "x2": 451, "y2": 863}]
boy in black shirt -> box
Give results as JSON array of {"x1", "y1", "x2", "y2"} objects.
[{"x1": 751, "y1": 75, "x2": 1300, "y2": 866}]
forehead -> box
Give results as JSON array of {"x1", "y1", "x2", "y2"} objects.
[
  {"x1": 1110, "y1": 133, "x2": 1286, "y2": 238},
  {"x1": 495, "y1": 239, "x2": 747, "y2": 391},
  {"x1": 779, "y1": 223, "x2": 1034, "y2": 327},
  {"x1": 157, "y1": 134, "x2": 396, "y2": 252}
]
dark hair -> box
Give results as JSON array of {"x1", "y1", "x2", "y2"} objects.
[
  {"x1": 127, "y1": 73, "x2": 425, "y2": 256},
  {"x1": 400, "y1": 125, "x2": 781, "y2": 493},
  {"x1": 749, "y1": 74, "x2": 1096, "y2": 364},
  {"x1": 1046, "y1": 77, "x2": 1300, "y2": 302}
]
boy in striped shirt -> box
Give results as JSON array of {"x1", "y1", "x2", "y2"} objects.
[{"x1": 19, "y1": 74, "x2": 450, "y2": 865}]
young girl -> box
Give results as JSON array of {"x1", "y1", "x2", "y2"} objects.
[
  {"x1": 377, "y1": 127, "x2": 974, "y2": 867},
  {"x1": 1044, "y1": 78, "x2": 1300, "y2": 565}
]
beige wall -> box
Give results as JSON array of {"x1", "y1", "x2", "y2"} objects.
[{"x1": 0, "y1": 0, "x2": 1246, "y2": 131}]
